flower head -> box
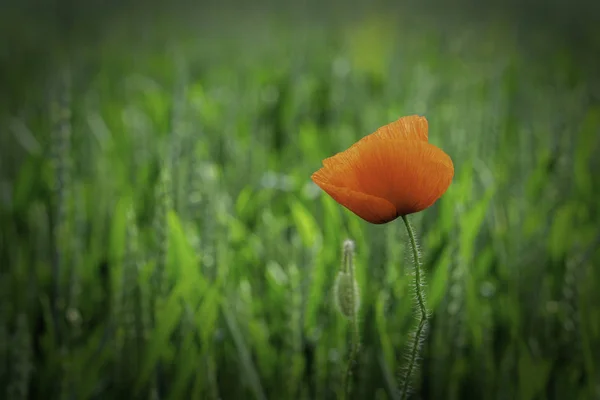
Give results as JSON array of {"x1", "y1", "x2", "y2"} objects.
[{"x1": 311, "y1": 115, "x2": 454, "y2": 224}]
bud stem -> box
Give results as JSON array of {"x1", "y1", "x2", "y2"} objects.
[{"x1": 341, "y1": 240, "x2": 360, "y2": 400}]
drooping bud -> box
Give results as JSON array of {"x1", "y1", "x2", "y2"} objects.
[
  {"x1": 334, "y1": 239, "x2": 360, "y2": 318},
  {"x1": 334, "y1": 271, "x2": 360, "y2": 318}
]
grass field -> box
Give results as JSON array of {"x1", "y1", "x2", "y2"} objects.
[{"x1": 1, "y1": 5, "x2": 600, "y2": 400}]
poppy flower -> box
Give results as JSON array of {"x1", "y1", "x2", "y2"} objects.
[{"x1": 311, "y1": 115, "x2": 454, "y2": 224}]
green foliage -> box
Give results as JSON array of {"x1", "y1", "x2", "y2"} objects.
[{"x1": 1, "y1": 8, "x2": 599, "y2": 400}]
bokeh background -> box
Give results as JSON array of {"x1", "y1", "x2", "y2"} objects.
[{"x1": 1, "y1": 0, "x2": 599, "y2": 399}]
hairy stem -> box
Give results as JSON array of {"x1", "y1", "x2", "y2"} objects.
[
  {"x1": 342, "y1": 241, "x2": 360, "y2": 400},
  {"x1": 343, "y1": 301, "x2": 360, "y2": 400},
  {"x1": 400, "y1": 215, "x2": 428, "y2": 400}
]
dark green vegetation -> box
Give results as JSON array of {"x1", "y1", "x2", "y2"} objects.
[{"x1": 1, "y1": 6, "x2": 599, "y2": 400}]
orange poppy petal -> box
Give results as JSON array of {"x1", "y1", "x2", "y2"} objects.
[
  {"x1": 313, "y1": 137, "x2": 453, "y2": 217},
  {"x1": 310, "y1": 178, "x2": 398, "y2": 224},
  {"x1": 372, "y1": 115, "x2": 429, "y2": 142},
  {"x1": 322, "y1": 115, "x2": 428, "y2": 169}
]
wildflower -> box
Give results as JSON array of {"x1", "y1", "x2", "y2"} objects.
[{"x1": 311, "y1": 115, "x2": 454, "y2": 223}]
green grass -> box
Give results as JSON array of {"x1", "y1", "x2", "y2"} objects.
[{"x1": 1, "y1": 8, "x2": 599, "y2": 400}]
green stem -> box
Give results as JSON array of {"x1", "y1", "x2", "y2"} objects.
[
  {"x1": 343, "y1": 242, "x2": 360, "y2": 400},
  {"x1": 402, "y1": 216, "x2": 427, "y2": 321},
  {"x1": 343, "y1": 315, "x2": 360, "y2": 400},
  {"x1": 400, "y1": 215, "x2": 428, "y2": 400}
]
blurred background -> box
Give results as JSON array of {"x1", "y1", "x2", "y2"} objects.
[{"x1": 1, "y1": 0, "x2": 599, "y2": 399}]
